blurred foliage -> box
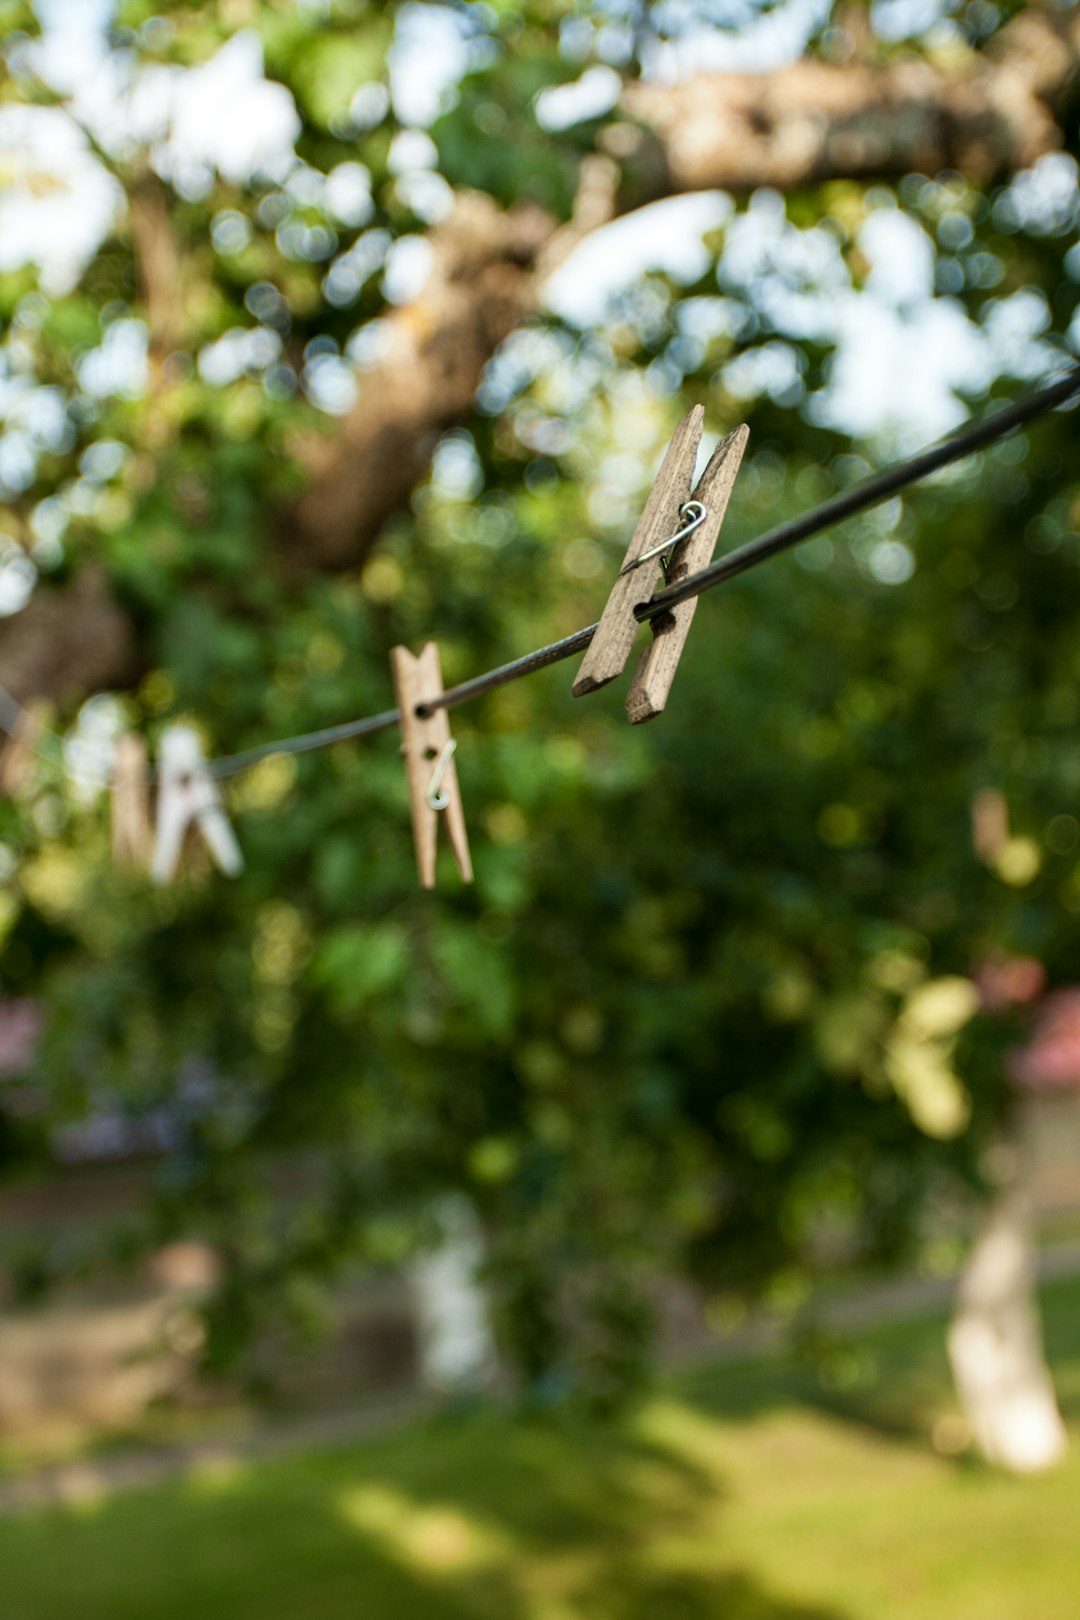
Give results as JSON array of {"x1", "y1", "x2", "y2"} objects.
[{"x1": 0, "y1": 0, "x2": 1079, "y2": 1401}]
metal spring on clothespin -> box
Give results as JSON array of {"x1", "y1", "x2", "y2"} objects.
[
  {"x1": 572, "y1": 407, "x2": 749, "y2": 723},
  {"x1": 619, "y1": 500, "x2": 707, "y2": 581},
  {"x1": 425, "y1": 739, "x2": 457, "y2": 811}
]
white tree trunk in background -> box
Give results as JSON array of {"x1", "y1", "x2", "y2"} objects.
[
  {"x1": 948, "y1": 1186, "x2": 1067, "y2": 1473},
  {"x1": 411, "y1": 1197, "x2": 496, "y2": 1394}
]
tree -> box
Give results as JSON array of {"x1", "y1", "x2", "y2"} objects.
[{"x1": 1, "y1": 0, "x2": 1079, "y2": 1406}]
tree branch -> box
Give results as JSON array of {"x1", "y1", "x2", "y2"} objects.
[
  {"x1": 0, "y1": 568, "x2": 137, "y2": 707},
  {"x1": 619, "y1": 4, "x2": 1080, "y2": 196},
  {"x1": 284, "y1": 193, "x2": 553, "y2": 570},
  {"x1": 130, "y1": 171, "x2": 187, "y2": 365},
  {"x1": 287, "y1": 5, "x2": 1080, "y2": 574}
]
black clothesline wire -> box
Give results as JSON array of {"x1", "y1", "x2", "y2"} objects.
[
  {"x1": 639, "y1": 358, "x2": 1080, "y2": 617},
  {"x1": 202, "y1": 359, "x2": 1080, "y2": 780},
  {"x1": 4, "y1": 360, "x2": 1080, "y2": 787}
]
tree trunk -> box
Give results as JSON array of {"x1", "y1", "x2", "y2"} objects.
[
  {"x1": 947, "y1": 1181, "x2": 1066, "y2": 1473},
  {"x1": 410, "y1": 1197, "x2": 496, "y2": 1394}
]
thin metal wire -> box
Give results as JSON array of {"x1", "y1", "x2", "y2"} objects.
[
  {"x1": 415, "y1": 622, "x2": 598, "y2": 722},
  {"x1": 637, "y1": 360, "x2": 1080, "y2": 620},
  {"x1": 2, "y1": 360, "x2": 1079, "y2": 786},
  {"x1": 209, "y1": 623, "x2": 601, "y2": 777},
  {"x1": 0, "y1": 686, "x2": 109, "y2": 790},
  {"x1": 420, "y1": 361, "x2": 1080, "y2": 716},
  {"x1": 206, "y1": 707, "x2": 400, "y2": 781}
]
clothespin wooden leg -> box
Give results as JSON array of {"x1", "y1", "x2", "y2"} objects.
[
  {"x1": 971, "y1": 788, "x2": 1009, "y2": 866},
  {"x1": 111, "y1": 733, "x2": 152, "y2": 869},
  {"x1": 625, "y1": 424, "x2": 749, "y2": 724},
  {"x1": 391, "y1": 642, "x2": 473, "y2": 890},
  {"x1": 571, "y1": 405, "x2": 704, "y2": 697}
]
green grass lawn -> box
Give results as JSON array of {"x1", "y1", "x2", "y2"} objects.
[{"x1": 5, "y1": 1276, "x2": 1080, "y2": 1620}]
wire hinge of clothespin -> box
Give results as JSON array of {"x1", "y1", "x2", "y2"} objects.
[
  {"x1": 426, "y1": 738, "x2": 458, "y2": 811},
  {"x1": 618, "y1": 499, "x2": 707, "y2": 581},
  {"x1": 391, "y1": 643, "x2": 473, "y2": 890},
  {"x1": 572, "y1": 406, "x2": 749, "y2": 724},
  {"x1": 152, "y1": 723, "x2": 244, "y2": 886}
]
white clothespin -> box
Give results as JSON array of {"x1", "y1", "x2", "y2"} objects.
[{"x1": 152, "y1": 724, "x2": 243, "y2": 886}]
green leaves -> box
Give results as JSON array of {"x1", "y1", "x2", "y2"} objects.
[
  {"x1": 288, "y1": 21, "x2": 392, "y2": 130},
  {"x1": 431, "y1": 51, "x2": 589, "y2": 217},
  {"x1": 882, "y1": 978, "x2": 980, "y2": 1140},
  {"x1": 5, "y1": 0, "x2": 1080, "y2": 1402},
  {"x1": 312, "y1": 922, "x2": 411, "y2": 1015},
  {"x1": 431, "y1": 923, "x2": 516, "y2": 1040}
]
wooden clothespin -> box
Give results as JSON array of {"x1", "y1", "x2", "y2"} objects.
[
  {"x1": 0, "y1": 700, "x2": 50, "y2": 796},
  {"x1": 151, "y1": 723, "x2": 243, "y2": 886},
  {"x1": 111, "y1": 733, "x2": 153, "y2": 869},
  {"x1": 390, "y1": 642, "x2": 473, "y2": 890},
  {"x1": 971, "y1": 788, "x2": 1009, "y2": 866},
  {"x1": 572, "y1": 407, "x2": 749, "y2": 723}
]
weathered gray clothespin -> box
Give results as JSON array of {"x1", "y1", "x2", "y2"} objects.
[
  {"x1": 572, "y1": 407, "x2": 748, "y2": 723},
  {"x1": 111, "y1": 733, "x2": 153, "y2": 869},
  {"x1": 152, "y1": 723, "x2": 243, "y2": 886},
  {"x1": 390, "y1": 642, "x2": 473, "y2": 890}
]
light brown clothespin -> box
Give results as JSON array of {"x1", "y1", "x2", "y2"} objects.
[
  {"x1": 111, "y1": 734, "x2": 153, "y2": 869},
  {"x1": 572, "y1": 407, "x2": 749, "y2": 723},
  {"x1": 0, "y1": 700, "x2": 50, "y2": 796},
  {"x1": 390, "y1": 642, "x2": 473, "y2": 890}
]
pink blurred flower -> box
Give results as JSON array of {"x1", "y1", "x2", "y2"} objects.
[
  {"x1": 0, "y1": 999, "x2": 43, "y2": 1076},
  {"x1": 976, "y1": 955, "x2": 1047, "y2": 1012},
  {"x1": 1009, "y1": 990, "x2": 1080, "y2": 1090}
]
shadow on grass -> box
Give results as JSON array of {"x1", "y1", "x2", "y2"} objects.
[
  {"x1": 677, "y1": 1310, "x2": 945, "y2": 1444},
  {"x1": 318, "y1": 1409, "x2": 848, "y2": 1620},
  {"x1": 13, "y1": 1274, "x2": 1080, "y2": 1620},
  {"x1": 2, "y1": 1403, "x2": 849, "y2": 1620}
]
